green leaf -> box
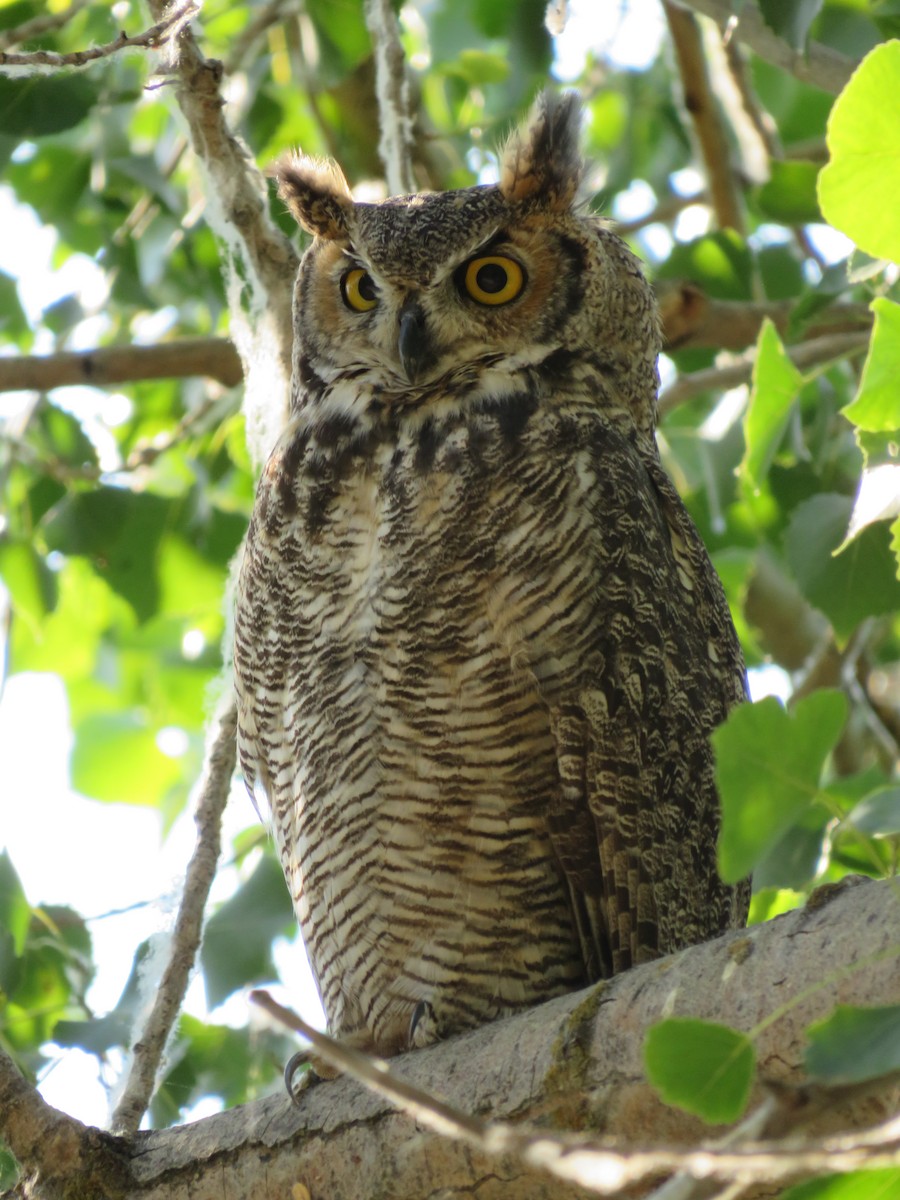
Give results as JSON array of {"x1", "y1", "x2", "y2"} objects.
[
  {"x1": 784, "y1": 493, "x2": 900, "y2": 639},
  {"x1": 842, "y1": 299, "x2": 900, "y2": 433},
  {"x1": 755, "y1": 160, "x2": 822, "y2": 224},
  {"x1": 779, "y1": 1171, "x2": 900, "y2": 1200},
  {"x1": 714, "y1": 691, "x2": 848, "y2": 883},
  {"x1": 818, "y1": 41, "x2": 900, "y2": 264},
  {"x1": 806, "y1": 1004, "x2": 900, "y2": 1084},
  {"x1": 844, "y1": 788, "x2": 900, "y2": 837},
  {"x1": 740, "y1": 320, "x2": 804, "y2": 493},
  {"x1": 200, "y1": 854, "x2": 294, "y2": 1009},
  {"x1": 657, "y1": 231, "x2": 753, "y2": 300},
  {"x1": 71, "y1": 712, "x2": 183, "y2": 806},
  {"x1": 0, "y1": 270, "x2": 27, "y2": 337},
  {"x1": 0, "y1": 74, "x2": 98, "y2": 137},
  {"x1": 644, "y1": 1018, "x2": 755, "y2": 1124},
  {"x1": 758, "y1": 0, "x2": 824, "y2": 51}
]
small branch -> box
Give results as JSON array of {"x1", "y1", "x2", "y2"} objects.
[
  {"x1": 664, "y1": 3, "x2": 745, "y2": 233},
  {"x1": 364, "y1": 0, "x2": 416, "y2": 195},
  {"x1": 0, "y1": 1, "x2": 198, "y2": 69},
  {"x1": 671, "y1": 0, "x2": 858, "y2": 94},
  {"x1": 659, "y1": 330, "x2": 870, "y2": 413},
  {"x1": 0, "y1": 337, "x2": 243, "y2": 395},
  {"x1": 0, "y1": 0, "x2": 91, "y2": 52},
  {"x1": 111, "y1": 696, "x2": 237, "y2": 1135}
]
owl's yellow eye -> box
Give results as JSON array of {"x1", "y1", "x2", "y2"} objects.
[
  {"x1": 461, "y1": 255, "x2": 525, "y2": 306},
  {"x1": 341, "y1": 267, "x2": 378, "y2": 312}
]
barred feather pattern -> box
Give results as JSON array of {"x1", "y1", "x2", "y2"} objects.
[{"x1": 234, "y1": 93, "x2": 749, "y2": 1058}]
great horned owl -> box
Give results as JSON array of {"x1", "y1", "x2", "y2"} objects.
[{"x1": 234, "y1": 92, "x2": 749, "y2": 1059}]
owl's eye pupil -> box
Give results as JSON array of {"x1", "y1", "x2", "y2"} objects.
[
  {"x1": 474, "y1": 263, "x2": 508, "y2": 294},
  {"x1": 357, "y1": 273, "x2": 377, "y2": 302}
]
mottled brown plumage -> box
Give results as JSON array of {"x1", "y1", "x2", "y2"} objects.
[{"x1": 234, "y1": 92, "x2": 749, "y2": 1058}]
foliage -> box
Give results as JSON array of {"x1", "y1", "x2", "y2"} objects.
[{"x1": 0, "y1": 1, "x2": 898, "y2": 1187}]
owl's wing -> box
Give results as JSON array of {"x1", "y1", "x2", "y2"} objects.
[{"x1": 541, "y1": 427, "x2": 747, "y2": 982}]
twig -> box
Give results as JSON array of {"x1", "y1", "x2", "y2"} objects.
[
  {"x1": 0, "y1": 0, "x2": 91, "y2": 52},
  {"x1": 250, "y1": 990, "x2": 900, "y2": 1195},
  {"x1": 664, "y1": 3, "x2": 745, "y2": 233},
  {"x1": 659, "y1": 330, "x2": 870, "y2": 413},
  {"x1": 0, "y1": 337, "x2": 243, "y2": 395},
  {"x1": 364, "y1": 0, "x2": 416, "y2": 195},
  {"x1": 0, "y1": 1, "x2": 198, "y2": 69},
  {"x1": 111, "y1": 696, "x2": 238, "y2": 1135},
  {"x1": 671, "y1": 0, "x2": 858, "y2": 94}
]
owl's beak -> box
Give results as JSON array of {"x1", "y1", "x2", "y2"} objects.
[{"x1": 397, "y1": 297, "x2": 432, "y2": 383}]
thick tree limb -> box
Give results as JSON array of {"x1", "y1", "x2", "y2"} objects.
[
  {"x1": 110, "y1": 696, "x2": 238, "y2": 1136},
  {"x1": 4, "y1": 877, "x2": 896, "y2": 1199},
  {"x1": 671, "y1": 1, "x2": 858, "y2": 94}
]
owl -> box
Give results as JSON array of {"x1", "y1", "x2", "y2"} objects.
[{"x1": 234, "y1": 92, "x2": 749, "y2": 1060}]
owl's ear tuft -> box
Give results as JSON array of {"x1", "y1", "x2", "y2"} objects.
[
  {"x1": 499, "y1": 91, "x2": 583, "y2": 210},
  {"x1": 272, "y1": 153, "x2": 353, "y2": 239}
]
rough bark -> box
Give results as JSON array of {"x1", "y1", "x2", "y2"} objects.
[{"x1": 4, "y1": 876, "x2": 899, "y2": 1199}]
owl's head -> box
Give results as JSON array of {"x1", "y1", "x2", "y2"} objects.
[{"x1": 274, "y1": 92, "x2": 660, "y2": 438}]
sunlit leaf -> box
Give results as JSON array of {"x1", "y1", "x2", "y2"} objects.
[
  {"x1": 780, "y1": 1171, "x2": 900, "y2": 1200},
  {"x1": 644, "y1": 1019, "x2": 755, "y2": 1124},
  {"x1": 842, "y1": 299, "x2": 900, "y2": 433},
  {"x1": 740, "y1": 320, "x2": 803, "y2": 494},
  {"x1": 818, "y1": 41, "x2": 900, "y2": 264},
  {"x1": 844, "y1": 788, "x2": 900, "y2": 838}
]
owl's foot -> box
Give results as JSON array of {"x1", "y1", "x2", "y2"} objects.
[
  {"x1": 284, "y1": 1027, "x2": 382, "y2": 1104},
  {"x1": 408, "y1": 1000, "x2": 439, "y2": 1049}
]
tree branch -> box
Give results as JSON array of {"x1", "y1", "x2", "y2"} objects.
[
  {"x1": 0, "y1": 1044, "x2": 128, "y2": 1197},
  {"x1": 364, "y1": 0, "x2": 417, "y2": 195},
  {"x1": 0, "y1": 1, "x2": 198, "y2": 69},
  {"x1": 664, "y1": 3, "x2": 745, "y2": 233},
  {"x1": 658, "y1": 285, "x2": 872, "y2": 351},
  {"x1": 145, "y1": 2, "x2": 299, "y2": 467},
  {"x1": 0, "y1": 0, "x2": 91, "y2": 52},
  {"x1": 670, "y1": 0, "x2": 858, "y2": 94},
  {"x1": 659, "y1": 330, "x2": 870, "y2": 413},
  {"x1": 110, "y1": 696, "x2": 238, "y2": 1135},
  {"x1": 0, "y1": 294, "x2": 870, "y2": 400},
  {"x1": 0, "y1": 337, "x2": 243, "y2": 394},
  {"x1": 4, "y1": 877, "x2": 898, "y2": 1198}
]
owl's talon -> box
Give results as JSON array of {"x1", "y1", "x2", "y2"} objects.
[
  {"x1": 408, "y1": 1000, "x2": 436, "y2": 1049},
  {"x1": 284, "y1": 1049, "x2": 318, "y2": 1104}
]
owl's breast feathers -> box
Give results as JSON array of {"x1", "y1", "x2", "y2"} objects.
[{"x1": 234, "y1": 387, "x2": 748, "y2": 1055}]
